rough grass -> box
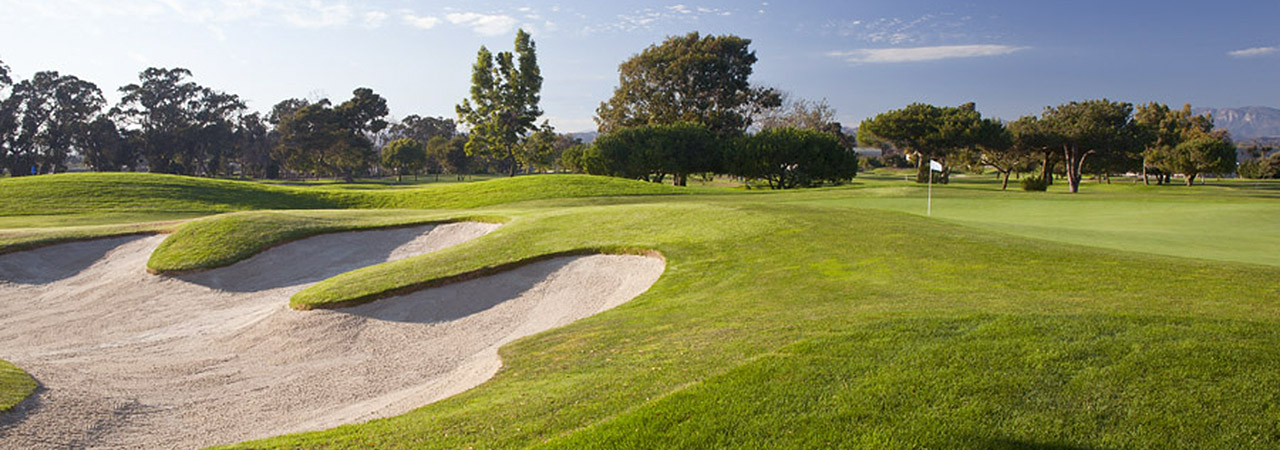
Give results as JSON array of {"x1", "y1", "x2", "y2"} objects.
[{"x1": 0, "y1": 360, "x2": 36, "y2": 413}]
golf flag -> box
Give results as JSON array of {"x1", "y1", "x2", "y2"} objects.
[{"x1": 929, "y1": 160, "x2": 943, "y2": 172}]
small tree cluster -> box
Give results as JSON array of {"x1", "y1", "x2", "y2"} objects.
[
  {"x1": 727, "y1": 127, "x2": 858, "y2": 189},
  {"x1": 583, "y1": 122, "x2": 720, "y2": 185}
]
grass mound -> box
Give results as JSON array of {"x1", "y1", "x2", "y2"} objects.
[
  {"x1": 0, "y1": 172, "x2": 336, "y2": 216},
  {"x1": 0, "y1": 173, "x2": 685, "y2": 218},
  {"x1": 0, "y1": 360, "x2": 36, "y2": 413},
  {"x1": 0, "y1": 173, "x2": 686, "y2": 255},
  {"x1": 147, "y1": 210, "x2": 506, "y2": 274}
]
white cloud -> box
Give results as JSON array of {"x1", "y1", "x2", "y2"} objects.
[
  {"x1": 363, "y1": 10, "x2": 387, "y2": 28},
  {"x1": 281, "y1": 2, "x2": 353, "y2": 28},
  {"x1": 1228, "y1": 46, "x2": 1278, "y2": 58},
  {"x1": 403, "y1": 13, "x2": 440, "y2": 29},
  {"x1": 829, "y1": 44, "x2": 1027, "y2": 63},
  {"x1": 446, "y1": 12, "x2": 518, "y2": 36},
  {"x1": 668, "y1": 5, "x2": 692, "y2": 14}
]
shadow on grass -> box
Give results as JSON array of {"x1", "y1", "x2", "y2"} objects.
[{"x1": 980, "y1": 438, "x2": 1096, "y2": 450}]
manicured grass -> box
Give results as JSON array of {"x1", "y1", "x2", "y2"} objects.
[
  {"x1": 0, "y1": 360, "x2": 36, "y2": 413},
  {"x1": 3, "y1": 172, "x2": 1279, "y2": 449},
  {"x1": 146, "y1": 210, "x2": 507, "y2": 273},
  {"x1": 227, "y1": 199, "x2": 1278, "y2": 449},
  {"x1": 0, "y1": 173, "x2": 686, "y2": 254},
  {"x1": 0, "y1": 172, "x2": 685, "y2": 217}
]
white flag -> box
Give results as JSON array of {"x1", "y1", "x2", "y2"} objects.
[{"x1": 929, "y1": 160, "x2": 943, "y2": 172}]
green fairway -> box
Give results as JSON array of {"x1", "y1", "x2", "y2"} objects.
[
  {"x1": 783, "y1": 174, "x2": 1280, "y2": 267},
  {"x1": 1, "y1": 172, "x2": 1278, "y2": 449}
]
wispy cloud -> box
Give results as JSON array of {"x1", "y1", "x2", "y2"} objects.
[
  {"x1": 583, "y1": 4, "x2": 735, "y2": 34},
  {"x1": 828, "y1": 44, "x2": 1027, "y2": 63},
  {"x1": 402, "y1": 13, "x2": 440, "y2": 29},
  {"x1": 362, "y1": 10, "x2": 387, "y2": 28},
  {"x1": 1228, "y1": 46, "x2": 1278, "y2": 58},
  {"x1": 446, "y1": 12, "x2": 518, "y2": 36},
  {"x1": 823, "y1": 13, "x2": 998, "y2": 47}
]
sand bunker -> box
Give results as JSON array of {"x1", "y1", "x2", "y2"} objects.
[{"x1": 0, "y1": 223, "x2": 665, "y2": 449}]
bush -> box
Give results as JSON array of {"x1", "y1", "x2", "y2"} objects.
[
  {"x1": 726, "y1": 127, "x2": 858, "y2": 189},
  {"x1": 1021, "y1": 176, "x2": 1048, "y2": 191}
]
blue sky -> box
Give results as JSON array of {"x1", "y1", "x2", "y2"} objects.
[{"x1": 1, "y1": 0, "x2": 1277, "y2": 132}]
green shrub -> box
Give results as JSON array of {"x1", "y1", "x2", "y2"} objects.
[{"x1": 1021, "y1": 176, "x2": 1048, "y2": 191}]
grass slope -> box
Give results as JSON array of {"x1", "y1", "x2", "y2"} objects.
[
  {"x1": 224, "y1": 200, "x2": 1279, "y2": 449},
  {"x1": 3, "y1": 172, "x2": 1280, "y2": 448},
  {"x1": 0, "y1": 360, "x2": 36, "y2": 413},
  {"x1": 147, "y1": 210, "x2": 506, "y2": 273},
  {"x1": 0, "y1": 173, "x2": 684, "y2": 254}
]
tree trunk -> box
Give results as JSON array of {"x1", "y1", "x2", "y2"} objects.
[
  {"x1": 1001, "y1": 171, "x2": 1011, "y2": 190},
  {"x1": 1185, "y1": 174, "x2": 1196, "y2": 186},
  {"x1": 1042, "y1": 151, "x2": 1053, "y2": 185}
]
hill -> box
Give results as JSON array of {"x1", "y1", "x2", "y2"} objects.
[{"x1": 1193, "y1": 106, "x2": 1280, "y2": 140}]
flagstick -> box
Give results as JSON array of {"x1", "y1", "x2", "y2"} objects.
[{"x1": 927, "y1": 169, "x2": 932, "y2": 216}]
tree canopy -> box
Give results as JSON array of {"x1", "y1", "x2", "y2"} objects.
[
  {"x1": 1038, "y1": 99, "x2": 1138, "y2": 193},
  {"x1": 585, "y1": 121, "x2": 721, "y2": 185},
  {"x1": 727, "y1": 127, "x2": 858, "y2": 189},
  {"x1": 456, "y1": 29, "x2": 544, "y2": 177},
  {"x1": 857, "y1": 102, "x2": 999, "y2": 183},
  {"x1": 381, "y1": 138, "x2": 426, "y2": 182},
  {"x1": 113, "y1": 67, "x2": 245, "y2": 176},
  {"x1": 595, "y1": 32, "x2": 780, "y2": 136},
  {"x1": 273, "y1": 88, "x2": 389, "y2": 181}
]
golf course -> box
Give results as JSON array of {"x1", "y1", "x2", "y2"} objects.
[{"x1": 1, "y1": 171, "x2": 1277, "y2": 449}]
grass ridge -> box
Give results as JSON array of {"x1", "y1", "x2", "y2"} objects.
[{"x1": 293, "y1": 247, "x2": 665, "y2": 310}]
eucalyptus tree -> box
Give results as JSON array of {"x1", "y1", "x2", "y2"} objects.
[
  {"x1": 274, "y1": 88, "x2": 389, "y2": 182},
  {"x1": 595, "y1": 32, "x2": 780, "y2": 136},
  {"x1": 3, "y1": 71, "x2": 105, "y2": 175},
  {"x1": 381, "y1": 138, "x2": 426, "y2": 182},
  {"x1": 456, "y1": 29, "x2": 543, "y2": 177},
  {"x1": 114, "y1": 67, "x2": 245, "y2": 175}
]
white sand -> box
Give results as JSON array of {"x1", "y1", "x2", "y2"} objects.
[{"x1": 0, "y1": 223, "x2": 665, "y2": 449}]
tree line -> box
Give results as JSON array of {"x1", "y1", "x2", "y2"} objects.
[
  {"x1": 0, "y1": 44, "x2": 574, "y2": 181},
  {"x1": 857, "y1": 100, "x2": 1253, "y2": 192}
]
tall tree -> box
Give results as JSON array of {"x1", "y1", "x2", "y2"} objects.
[
  {"x1": 274, "y1": 88, "x2": 388, "y2": 182},
  {"x1": 114, "y1": 67, "x2": 244, "y2": 175},
  {"x1": 2, "y1": 71, "x2": 105, "y2": 175},
  {"x1": 1007, "y1": 115, "x2": 1062, "y2": 185},
  {"x1": 381, "y1": 138, "x2": 426, "y2": 182},
  {"x1": 1133, "y1": 102, "x2": 1213, "y2": 185},
  {"x1": 80, "y1": 116, "x2": 133, "y2": 171},
  {"x1": 234, "y1": 113, "x2": 275, "y2": 178},
  {"x1": 456, "y1": 29, "x2": 543, "y2": 177},
  {"x1": 595, "y1": 32, "x2": 781, "y2": 136},
  {"x1": 1039, "y1": 99, "x2": 1138, "y2": 193}
]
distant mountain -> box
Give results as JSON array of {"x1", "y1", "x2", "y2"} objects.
[
  {"x1": 1192, "y1": 106, "x2": 1280, "y2": 140},
  {"x1": 569, "y1": 131, "x2": 599, "y2": 144}
]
